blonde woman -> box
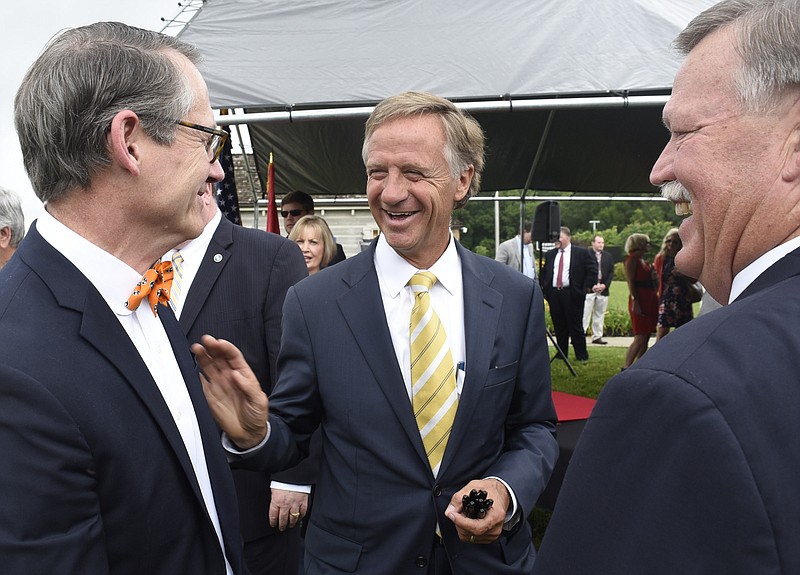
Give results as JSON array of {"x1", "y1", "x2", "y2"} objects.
[{"x1": 288, "y1": 215, "x2": 337, "y2": 275}]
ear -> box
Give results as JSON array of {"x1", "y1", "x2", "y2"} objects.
[
  {"x1": 783, "y1": 132, "x2": 800, "y2": 183},
  {"x1": 781, "y1": 98, "x2": 800, "y2": 183},
  {"x1": 107, "y1": 110, "x2": 144, "y2": 177},
  {"x1": 455, "y1": 164, "x2": 474, "y2": 204},
  {"x1": 0, "y1": 227, "x2": 10, "y2": 249}
]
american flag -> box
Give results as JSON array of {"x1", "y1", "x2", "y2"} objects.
[{"x1": 215, "y1": 125, "x2": 241, "y2": 225}]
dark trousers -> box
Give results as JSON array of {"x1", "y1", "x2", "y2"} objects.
[
  {"x1": 244, "y1": 528, "x2": 302, "y2": 575},
  {"x1": 548, "y1": 288, "x2": 588, "y2": 360},
  {"x1": 428, "y1": 536, "x2": 453, "y2": 575}
]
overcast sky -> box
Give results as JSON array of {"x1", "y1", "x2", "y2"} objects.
[{"x1": 0, "y1": 0, "x2": 186, "y2": 226}]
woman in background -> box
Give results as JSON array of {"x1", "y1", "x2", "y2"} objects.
[
  {"x1": 654, "y1": 228, "x2": 696, "y2": 341},
  {"x1": 623, "y1": 233, "x2": 659, "y2": 369},
  {"x1": 288, "y1": 215, "x2": 337, "y2": 276}
]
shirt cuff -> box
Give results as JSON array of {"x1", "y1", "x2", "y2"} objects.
[
  {"x1": 222, "y1": 421, "x2": 271, "y2": 455},
  {"x1": 486, "y1": 476, "x2": 521, "y2": 531},
  {"x1": 270, "y1": 481, "x2": 312, "y2": 494}
]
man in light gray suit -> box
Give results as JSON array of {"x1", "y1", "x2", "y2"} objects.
[{"x1": 496, "y1": 223, "x2": 535, "y2": 280}]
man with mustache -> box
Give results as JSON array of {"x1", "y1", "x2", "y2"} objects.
[{"x1": 534, "y1": 1, "x2": 800, "y2": 573}]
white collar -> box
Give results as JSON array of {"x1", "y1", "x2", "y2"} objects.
[
  {"x1": 36, "y1": 209, "x2": 144, "y2": 316},
  {"x1": 375, "y1": 233, "x2": 461, "y2": 297},
  {"x1": 730, "y1": 235, "x2": 800, "y2": 302}
]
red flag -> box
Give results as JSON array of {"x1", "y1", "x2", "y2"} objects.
[{"x1": 265, "y1": 152, "x2": 280, "y2": 234}]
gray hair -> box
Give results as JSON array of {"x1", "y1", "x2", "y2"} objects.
[
  {"x1": 362, "y1": 91, "x2": 486, "y2": 209},
  {"x1": 0, "y1": 187, "x2": 25, "y2": 248},
  {"x1": 676, "y1": 0, "x2": 800, "y2": 113},
  {"x1": 14, "y1": 21, "x2": 201, "y2": 203}
]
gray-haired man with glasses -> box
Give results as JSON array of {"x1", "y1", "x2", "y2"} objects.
[{"x1": 0, "y1": 21, "x2": 248, "y2": 574}]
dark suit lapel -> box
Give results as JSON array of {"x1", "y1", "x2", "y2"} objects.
[
  {"x1": 24, "y1": 228, "x2": 209, "y2": 508},
  {"x1": 737, "y1": 246, "x2": 800, "y2": 301},
  {"x1": 80, "y1": 296, "x2": 207, "y2": 500},
  {"x1": 441, "y1": 245, "x2": 503, "y2": 474},
  {"x1": 179, "y1": 218, "x2": 232, "y2": 332},
  {"x1": 336, "y1": 245, "x2": 430, "y2": 465}
]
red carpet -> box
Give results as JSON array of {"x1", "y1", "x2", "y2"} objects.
[{"x1": 552, "y1": 391, "x2": 597, "y2": 422}]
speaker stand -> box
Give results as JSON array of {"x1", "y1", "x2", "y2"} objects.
[{"x1": 546, "y1": 329, "x2": 577, "y2": 376}]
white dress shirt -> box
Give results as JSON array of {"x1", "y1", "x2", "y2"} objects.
[
  {"x1": 729, "y1": 235, "x2": 800, "y2": 303},
  {"x1": 373, "y1": 233, "x2": 519, "y2": 522},
  {"x1": 552, "y1": 244, "x2": 571, "y2": 288},
  {"x1": 165, "y1": 209, "x2": 221, "y2": 318},
  {"x1": 374, "y1": 234, "x2": 466, "y2": 397},
  {"x1": 38, "y1": 209, "x2": 233, "y2": 575}
]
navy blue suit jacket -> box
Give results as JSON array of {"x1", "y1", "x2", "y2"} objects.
[
  {"x1": 535, "y1": 247, "x2": 800, "y2": 574},
  {"x1": 0, "y1": 225, "x2": 245, "y2": 575},
  {"x1": 178, "y1": 217, "x2": 312, "y2": 541},
  {"x1": 243, "y1": 239, "x2": 559, "y2": 574}
]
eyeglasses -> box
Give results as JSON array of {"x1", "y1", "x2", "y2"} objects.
[
  {"x1": 175, "y1": 120, "x2": 228, "y2": 163},
  {"x1": 281, "y1": 209, "x2": 306, "y2": 218}
]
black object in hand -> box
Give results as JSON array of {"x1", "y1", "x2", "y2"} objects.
[{"x1": 461, "y1": 488, "x2": 493, "y2": 519}]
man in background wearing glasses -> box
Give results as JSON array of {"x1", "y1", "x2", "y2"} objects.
[
  {"x1": 0, "y1": 22, "x2": 248, "y2": 574},
  {"x1": 281, "y1": 189, "x2": 346, "y2": 264}
]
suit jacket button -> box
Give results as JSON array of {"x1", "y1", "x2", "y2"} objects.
[
  {"x1": 415, "y1": 555, "x2": 428, "y2": 568},
  {"x1": 432, "y1": 484, "x2": 442, "y2": 497}
]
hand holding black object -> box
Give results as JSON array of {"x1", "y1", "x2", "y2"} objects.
[{"x1": 462, "y1": 488, "x2": 494, "y2": 519}]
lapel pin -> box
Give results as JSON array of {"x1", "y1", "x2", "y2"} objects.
[{"x1": 213, "y1": 254, "x2": 223, "y2": 263}]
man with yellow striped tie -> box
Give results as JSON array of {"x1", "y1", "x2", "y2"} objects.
[{"x1": 194, "y1": 92, "x2": 559, "y2": 574}]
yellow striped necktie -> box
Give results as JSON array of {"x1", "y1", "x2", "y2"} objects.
[
  {"x1": 408, "y1": 271, "x2": 458, "y2": 477},
  {"x1": 169, "y1": 251, "x2": 184, "y2": 313}
]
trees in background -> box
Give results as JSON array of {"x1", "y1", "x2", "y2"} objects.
[{"x1": 456, "y1": 190, "x2": 683, "y2": 257}]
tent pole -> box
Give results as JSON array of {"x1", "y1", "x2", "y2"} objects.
[
  {"x1": 232, "y1": 119, "x2": 260, "y2": 229},
  {"x1": 494, "y1": 191, "x2": 500, "y2": 252},
  {"x1": 519, "y1": 109, "x2": 556, "y2": 270},
  {"x1": 214, "y1": 95, "x2": 669, "y2": 126}
]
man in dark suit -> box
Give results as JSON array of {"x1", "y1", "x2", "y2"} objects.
[
  {"x1": 539, "y1": 227, "x2": 597, "y2": 361},
  {"x1": 581, "y1": 234, "x2": 615, "y2": 344},
  {"x1": 0, "y1": 23, "x2": 245, "y2": 573},
  {"x1": 168, "y1": 187, "x2": 309, "y2": 575},
  {"x1": 280, "y1": 190, "x2": 346, "y2": 265},
  {"x1": 534, "y1": 1, "x2": 800, "y2": 573},
  {"x1": 196, "y1": 91, "x2": 559, "y2": 574}
]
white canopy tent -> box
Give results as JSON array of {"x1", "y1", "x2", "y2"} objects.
[{"x1": 177, "y1": 0, "x2": 717, "y2": 197}]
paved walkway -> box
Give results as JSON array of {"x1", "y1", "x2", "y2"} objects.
[
  {"x1": 547, "y1": 335, "x2": 636, "y2": 349},
  {"x1": 585, "y1": 335, "x2": 633, "y2": 348}
]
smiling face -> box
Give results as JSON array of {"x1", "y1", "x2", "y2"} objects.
[
  {"x1": 140, "y1": 52, "x2": 225, "y2": 247},
  {"x1": 365, "y1": 114, "x2": 472, "y2": 269},
  {"x1": 650, "y1": 26, "x2": 800, "y2": 302}
]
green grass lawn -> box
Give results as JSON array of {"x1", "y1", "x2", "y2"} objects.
[{"x1": 548, "y1": 345, "x2": 626, "y2": 398}]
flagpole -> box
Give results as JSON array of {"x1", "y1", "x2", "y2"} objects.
[{"x1": 265, "y1": 152, "x2": 280, "y2": 234}]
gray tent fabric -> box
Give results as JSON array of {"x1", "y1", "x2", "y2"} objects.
[{"x1": 178, "y1": 0, "x2": 717, "y2": 195}]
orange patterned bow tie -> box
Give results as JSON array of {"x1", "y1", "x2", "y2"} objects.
[{"x1": 125, "y1": 260, "x2": 174, "y2": 316}]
